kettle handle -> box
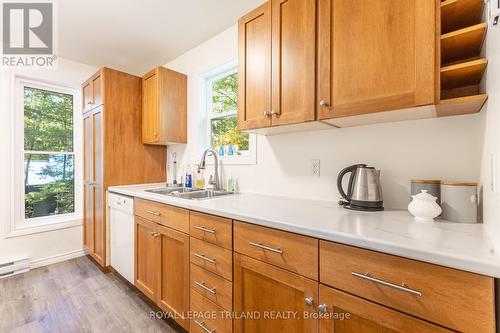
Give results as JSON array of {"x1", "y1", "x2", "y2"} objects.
[{"x1": 337, "y1": 164, "x2": 364, "y2": 202}]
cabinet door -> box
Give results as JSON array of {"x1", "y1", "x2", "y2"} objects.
[
  {"x1": 92, "y1": 109, "x2": 105, "y2": 265},
  {"x1": 234, "y1": 253, "x2": 318, "y2": 333},
  {"x1": 92, "y1": 74, "x2": 102, "y2": 108},
  {"x1": 237, "y1": 2, "x2": 272, "y2": 130},
  {"x1": 158, "y1": 224, "x2": 190, "y2": 330},
  {"x1": 142, "y1": 70, "x2": 160, "y2": 143},
  {"x1": 271, "y1": 0, "x2": 316, "y2": 126},
  {"x1": 317, "y1": 0, "x2": 435, "y2": 119},
  {"x1": 135, "y1": 217, "x2": 160, "y2": 301},
  {"x1": 319, "y1": 285, "x2": 453, "y2": 333},
  {"x1": 83, "y1": 114, "x2": 93, "y2": 252},
  {"x1": 82, "y1": 81, "x2": 92, "y2": 113}
]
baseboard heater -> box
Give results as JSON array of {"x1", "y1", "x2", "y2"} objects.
[{"x1": 0, "y1": 258, "x2": 30, "y2": 279}]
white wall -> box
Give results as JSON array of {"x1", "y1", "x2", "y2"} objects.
[
  {"x1": 0, "y1": 58, "x2": 97, "y2": 264},
  {"x1": 166, "y1": 25, "x2": 483, "y2": 209},
  {"x1": 480, "y1": 19, "x2": 500, "y2": 246}
]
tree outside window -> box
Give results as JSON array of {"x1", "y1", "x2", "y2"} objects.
[
  {"x1": 208, "y1": 71, "x2": 249, "y2": 155},
  {"x1": 23, "y1": 87, "x2": 75, "y2": 219}
]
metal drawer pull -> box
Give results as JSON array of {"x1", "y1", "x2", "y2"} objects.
[
  {"x1": 249, "y1": 242, "x2": 283, "y2": 254},
  {"x1": 193, "y1": 226, "x2": 216, "y2": 234},
  {"x1": 146, "y1": 210, "x2": 161, "y2": 216},
  {"x1": 194, "y1": 253, "x2": 217, "y2": 264},
  {"x1": 194, "y1": 320, "x2": 215, "y2": 333},
  {"x1": 351, "y1": 272, "x2": 422, "y2": 297},
  {"x1": 195, "y1": 281, "x2": 216, "y2": 294}
]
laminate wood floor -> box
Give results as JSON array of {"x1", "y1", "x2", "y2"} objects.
[{"x1": 0, "y1": 256, "x2": 181, "y2": 333}]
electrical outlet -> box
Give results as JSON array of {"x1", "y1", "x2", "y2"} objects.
[{"x1": 312, "y1": 159, "x2": 320, "y2": 177}]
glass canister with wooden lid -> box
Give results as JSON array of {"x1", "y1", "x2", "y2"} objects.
[{"x1": 441, "y1": 181, "x2": 478, "y2": 223}]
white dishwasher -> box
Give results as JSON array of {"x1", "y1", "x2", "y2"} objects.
[{"x1": 108, "y1": 192, "x2": 134, "y2": 284}]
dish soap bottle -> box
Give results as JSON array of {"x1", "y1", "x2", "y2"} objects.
[
  {"x1": 226, "y1": 175, "x2": 235, "y2": 193},
  {"x1": 194, "y1": 169, "x2": 205, "y2": 189},
  {"x1": 185, "y1": 165, "x2": 193, "y2": 188}
]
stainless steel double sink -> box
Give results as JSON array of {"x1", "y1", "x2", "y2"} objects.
[{"x1": 145, "y1": 186, "x2": 233, "y2": 200}]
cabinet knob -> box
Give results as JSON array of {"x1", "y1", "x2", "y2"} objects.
[
  {"x1": 263, "y1": 111, "x2": 271, "y2": 117},
  {"x1": 319, "y1": 100, "x2": 329, "y2": 107},
  {"x1": 318, "y1": 304, "x2": 328, "y2": 314},
  {"x1": 149, "y1": 231, "x2": 155, "y2": 236},
  {"x1": 304, "y1": 297, "x2": 314, "y2": 306},
  {"x1": 270, "y1": 110, "x2": 280, "y2": 118}
]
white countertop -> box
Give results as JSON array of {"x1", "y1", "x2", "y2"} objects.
[{"x1": 109, "y1": 183, "x2": 500, "y2": 278}]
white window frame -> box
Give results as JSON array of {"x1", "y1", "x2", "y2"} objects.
[
  {"x1": 203, "y1": 61, "x2": 256, "y2": 165},
  {"x1": 8, "y1": 77, "x2": 82, "y2": 238}
]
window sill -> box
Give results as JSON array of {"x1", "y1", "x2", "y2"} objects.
[{"x1": 5, "y1": 218, "x2": 83, "y2": 238}]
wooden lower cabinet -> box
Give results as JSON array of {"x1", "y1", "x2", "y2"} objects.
[
  {"x1": 135, "y1": 217, "x2": 160, "y2": 301},
  {"x1": 233, "y1": 253, "x2": 318, "y2": 333},
  {"x1": 158, "y1": 224, "x2": 190, "y2": 330},
  {"x1": 134, "y1": 216, "x2": 190, "y2": 330},
  {"x1": 318, "y1": 285, "x2": 452, "y2": 333}
]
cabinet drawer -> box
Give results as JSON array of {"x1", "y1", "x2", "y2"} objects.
[
  {"x1": 134, "y1": 198, "x2": 189, "y2": 233},
  {"x1": 190, "y1": 290, "x2": 232, "y2": 333},
  {"x1": 319, "y1": 285, "x2": 453, "y2": 333},
  {"x1": 234, "y1": 221, "x2": 318, "y2": 280},
  {"x1": 320, "y1": 241, "x2": 495, "y2": 333},
  {"x1": 190, "y1": 237, "x2": 233, "y2": 281},
  {"x1": 190, "y1": 211, "x2": 232, "y2": 249},
  {"x1": 190, "y1": 263, "x2": 232, "y2": 311}
]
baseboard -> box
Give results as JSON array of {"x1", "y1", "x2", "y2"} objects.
[{"x1": 30, "y1": 249, "x2": 87, "y2": 269}]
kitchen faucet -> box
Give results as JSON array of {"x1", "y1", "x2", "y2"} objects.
[{"x1": 198, "y1": 149, "x2": 221, "y2": 191}]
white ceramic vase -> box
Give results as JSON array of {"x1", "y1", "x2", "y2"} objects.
[{"x1": 408, "y1": 190, "x2": 442, "y2": 222}]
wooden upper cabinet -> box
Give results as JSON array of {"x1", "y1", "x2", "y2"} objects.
[
  {"x1": 142, "y1": 71, "x2": 160, "y2": 143},
  {"x1": 238, "y1": 0, "x2": 316, "y2": 131},
  {"x1": 82, "y1": 72, "x2": 103, "y2": 113},
  {"x1": 233, "y1": 253, "x2": 318, "y2": 333},
  {"x1": 142, "y1": 67, "x2": 187, "y2": 145},
  {"x1": 238, "y1": 2, "x2": 272, "y2": 130},
  {"x1": 92, "y1": 74, "x2": 102, "y2": 108},
  {"x1": 271, "y1": 0, "x2": 316, "y2": 126},
  {"x1": 318, "y1": 0, "x2": 436, "y2": 120},
  {"x1": 82, "y1": 81, "x2": 93, "y2": 113},
  {"x1": 319, "y1": 285, "x2": 453, "y2": 333}
]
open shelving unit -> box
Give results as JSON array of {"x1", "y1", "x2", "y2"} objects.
[{"x1": 437, "y1": 0, "x2": 488, "y2": 116}]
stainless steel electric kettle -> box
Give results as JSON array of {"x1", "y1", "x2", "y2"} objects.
[{"x1": 337, "y1": 164, "x2": 384, "y2": 211}]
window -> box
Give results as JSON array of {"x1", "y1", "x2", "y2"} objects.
[
  {"x1": 205, "y1": 63, "x2": 256, "y2": 164},
  {"x1": 24, "y1": 86, "x2": 75, "y2": 219},
  {"x1": 10, "y1": 78, "x2": 82, "y2": 236}
]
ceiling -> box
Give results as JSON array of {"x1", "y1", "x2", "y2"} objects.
[{"x1": 58, "y1": 0, "x2": 265, "y2": 75}]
